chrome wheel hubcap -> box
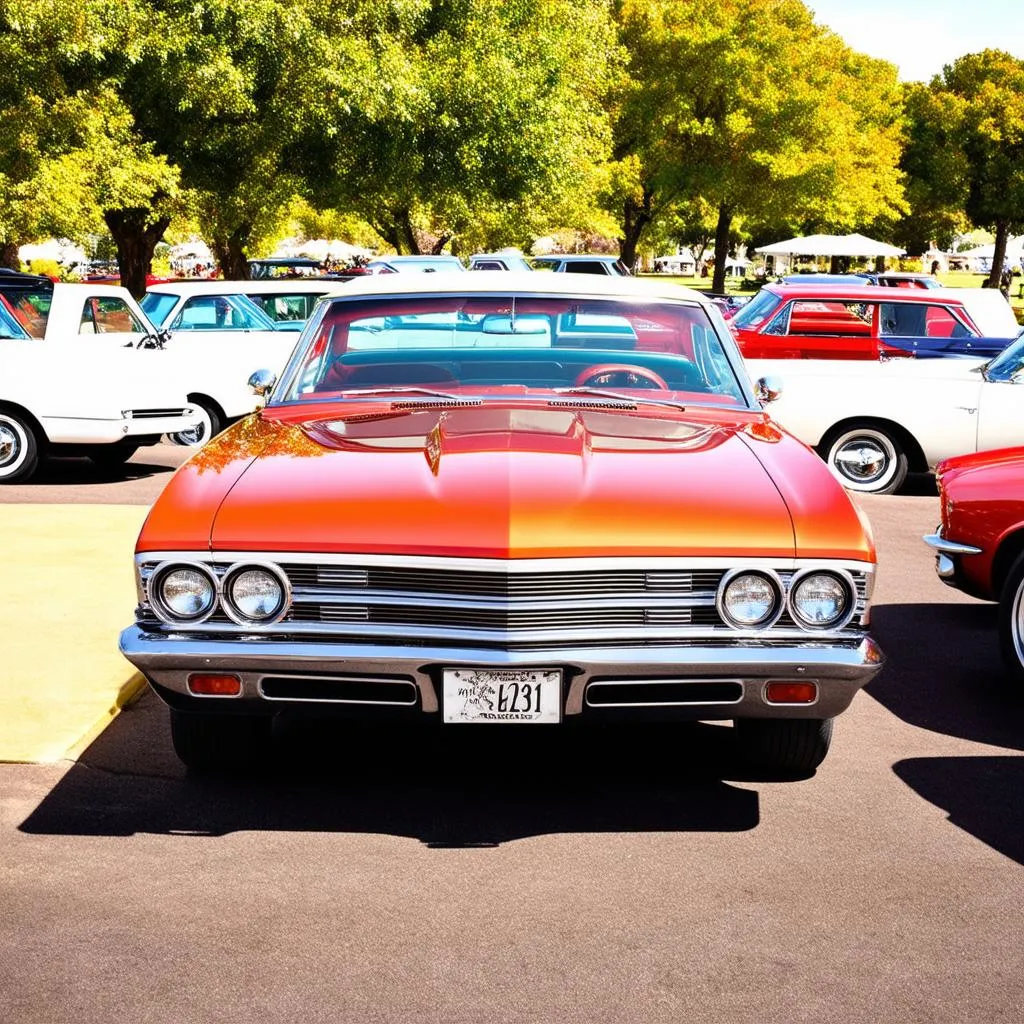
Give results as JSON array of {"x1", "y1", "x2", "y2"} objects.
[
  {"x1": 0, "y1": 422, "x2": 20, "y2": 468},
  {"x1": 834, "y1": 439, "x2": 889, "y2": 484}
]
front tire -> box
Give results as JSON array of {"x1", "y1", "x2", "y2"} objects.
[
  {"x1": 169, "y1": 709, "x2": 273, "y2": 772},
  {"x1": 0, "y1": 410, "x2": 40, "y2": 484},
  {"x1": 998, "y1": 554, "x2": 1024, "y2": 687},
  {"x1": 735, "y1": 717, "x2": 834, "y2": 775},
  {"x1": 823, "y1": 425, "x2": 908, "y2": 495},
  {"x1": 169, "y1": 401, "x2": 220, "y2": 447}
]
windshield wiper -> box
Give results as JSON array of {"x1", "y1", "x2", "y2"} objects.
[
  {"x1": 552, "y1": 386, "x2": 687, "y2": 411},
  {"x1": 341, "y1": 386, "x2": 479, "y2": 402}
]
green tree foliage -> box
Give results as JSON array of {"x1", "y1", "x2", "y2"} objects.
[
  {"x1": 915, "y1": 51, "x2": 1024, "y2": 285},
  {"x1": 302, "y1": 0, "x2": 619, "y2": 255},
  {"x1": 611, "y1": 0, "x2": 906, "y2": 291}
]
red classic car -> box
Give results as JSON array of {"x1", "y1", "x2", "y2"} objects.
[
  {"x1": 119, "y1": 273, "x2": 884, "y2": 775},
  {"x1": 924, "y1": 447, "x2": 1024, "y2": 684},
  {"x1": 731, "y1": 283, "x2": 1019, "y2": 360}
]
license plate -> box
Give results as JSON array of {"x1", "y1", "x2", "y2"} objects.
[{"x1": 443, "y1": 668, "x2": 562, "y2": 724}]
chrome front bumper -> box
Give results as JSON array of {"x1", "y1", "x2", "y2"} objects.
[
  {"x1": 120, "y1": 625, "x2": 885, "y2": 720},
  {"x1": 922, "y1": 532, "x2": 982, "y2": 584}
]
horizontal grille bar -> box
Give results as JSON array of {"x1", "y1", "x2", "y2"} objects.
[{"x1": 280, "y1": 564, "x2": 724, "y2": 597}]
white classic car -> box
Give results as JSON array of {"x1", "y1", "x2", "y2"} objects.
[
  {"x1": 748, "y1": 330, "x2": 1024, "y2": 494},
  {"x1": 0, "y1": 278, "x2": 296, "y2": 446},
  {"x1": 140, "y1": 280, "x2": 327, "y2": 442},
  {"x1": 0, "y1": 337, "x2": 197, "y2": 483}
]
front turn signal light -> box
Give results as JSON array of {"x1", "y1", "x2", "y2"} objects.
[
  {"x1": 188, "y1": 674, "x2": 242, "y2": 697},
  {"x1": 764, "y1": 681, "x2": 818, "y2": 705}
]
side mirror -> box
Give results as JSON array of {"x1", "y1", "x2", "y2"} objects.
[
  {"x1": 754, "y1": 375, "x2": 783, "y2": 403},
  {"x1": 248, "y1": 369, "x2": 277, "y2": 397}
]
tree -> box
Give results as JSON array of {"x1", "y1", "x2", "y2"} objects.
[
  {"x1": 611, "y1": 0, "x2": 906, "y2": 292},
  {"x1": 303, "y1": 0, "x2": 619, "y2": 255},
  {"x1": 930, "y1": 51, "x2": 1024, "y2": 286}
]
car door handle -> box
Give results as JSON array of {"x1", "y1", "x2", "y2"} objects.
[{"x1": 955, "y1": 406, "x2": 977, "y2": 414}]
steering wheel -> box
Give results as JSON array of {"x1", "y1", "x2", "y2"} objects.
[{"x1": 574, "y1": 363, "x2": 671, "y2": 390}]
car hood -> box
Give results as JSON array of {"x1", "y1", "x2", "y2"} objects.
[
  {"x1": 137, "y1": 403, "x2": 872, "y2": 561},
  {"x1": 937, "y1": 445, "x2": 1024, "y2": 489}
]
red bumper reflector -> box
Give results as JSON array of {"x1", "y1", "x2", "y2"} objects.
[
  {"x1": 188, "y1": 673, "x2": 242, "y2": 696},
  {"x1": 765, "y1": 681, "x2": 818, "y2": 705}
]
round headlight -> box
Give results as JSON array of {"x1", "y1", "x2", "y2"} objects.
[
  {"x1": 156, "y1": 566, "x2": 216, "y2": 622},
  {"x1": 791, "y1": 572, "x2": 850, "y2": 629},
  {"x1": 224, "y1": 567, "x2": 285, "y2": 623},
  {"x1": 720, "y1": 572, "x2": 780, "y2": 628}
]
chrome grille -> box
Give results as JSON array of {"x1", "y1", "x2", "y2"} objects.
[{"x1": 137, "y1": 555, "x2": 873, "y2": 645}]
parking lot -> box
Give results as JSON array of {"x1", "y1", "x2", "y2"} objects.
[{"x1": 1, "y1": 449, "x2": 1022, "y2": 1023}]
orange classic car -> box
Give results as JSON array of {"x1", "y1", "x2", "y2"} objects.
[{"x1": 119, "y1": 273, "x2": 884, "y2": 775}]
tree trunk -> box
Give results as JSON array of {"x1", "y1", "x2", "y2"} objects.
[
  {"x1": 370, "y1": 209, "x2": 420, "y2": 254},
  {"x1": 211, "y1": 225, "x2": 252, "y2": 279},
  {"x1": 0, "y1": 241, "x2": 20, "y2": 271},
  {"x1": 104, "y1": 208, "x2": 172, "y2": 298},
  {"x1": 618, "y1": 188, "x2": 654, "y2": 272},
  {"x1": 988, "y1": 220, "x2": 1009, "y2": 288},
  {"x1": 431, "y1": 233, "x2": 452, "y2": 255},
  {"x1": 711, "y1": 204, "x2": 732, "y2": 295}
]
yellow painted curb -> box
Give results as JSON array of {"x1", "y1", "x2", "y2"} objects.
[{"x1": 0, "y1": 504, "x2": 150, "y2": 763}]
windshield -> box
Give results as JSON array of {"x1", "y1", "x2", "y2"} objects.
[
  {"x1": 984, "y1": 334, "x2": 1024, "y2": 382},
  {"x1": 730, "y1": 288, "x2": 782, "y2": 329},
  {"x1": 141, "y1": 292, "x2": 181, "y2": 327},
  {"x1": 276, "y1": 294, "x2": 750, "y2": 408}
]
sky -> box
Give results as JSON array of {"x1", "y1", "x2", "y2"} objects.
[{"x1": 807, "y1": 0, "x2": 1021, "y2": 82}]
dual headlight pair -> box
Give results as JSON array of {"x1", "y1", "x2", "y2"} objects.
[
  {"x1": 148, "y1": 562, "x2": 288, "y2": 626},
  {"x1": 717, "y1": 569, "x2": 855, "y2": 631}
]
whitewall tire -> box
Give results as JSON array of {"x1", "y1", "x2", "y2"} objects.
[
  {"x1": 0, "y1": 410, "x2": 40, "y2": 484},
  {"x1": 824, "y1": 426, "x2": 908, "y2": 495}
]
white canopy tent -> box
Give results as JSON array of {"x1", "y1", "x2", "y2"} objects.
[
  {"x1": 954, "y1": 237, "x2": 1024, "y2": 271},
  {"x1": 755, "y1": 233, "x2": 906, "y2": 259}
]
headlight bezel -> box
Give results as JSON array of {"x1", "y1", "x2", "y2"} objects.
[
  {"x1": 220, "y1": 562, "x2": 291, "y2": 626},
  {"x1": 148, "y1": 561, "x2": 219, "y2": 625},
  {"x1": 716, "y1": 568, "x2": 785, "y2": 630},
  {"x1": 787, "y1": 568, "x2": 857, "y2": 632}
]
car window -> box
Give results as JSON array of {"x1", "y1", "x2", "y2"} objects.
[
  {"x1": 761, "y1": 302, "x2": 792, "y2": 336},
  {"x1": 140, "y1": 292, "x2": 181, "y2": 327},
  {"x1": 880, "y1": 302, "x2": 972, "y2": 338},
  {"x1": 470, "y1": 261, "x2": 505, "y2": 271},
  {"x1": 247, "y1": 293, "x2": 322, "y2": 322},
  {"x1": 171, "y1": 294, "x2": 275, "y2": 331},
  {"x1": 0, "y1": 300, "x2": 28, "y2": 339},
  {"x1": 786, "y1": 300, "x2": 873, "y2": 337},
  {"x1": 0, "y1": 289, "x2": 50, "y2": 337},
  {"x1": 79, "y1": 296, "x2": 146, "y2": 335},
  {"x1": 564, "y1": 262, "x2": 608, "y2": 275},
  {"x1": 730, "y1": 289, "x2": 781, "y2": 329}
]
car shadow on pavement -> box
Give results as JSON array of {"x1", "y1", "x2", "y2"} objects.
[
  {"x1": 892, "y1": 757, "x2": 1024, "y2": 866},
  {"x1": 19, "y1": 692, "x2": 762, "y2": 845},
  {"x1": 27, "y1": 456, "x2": 177, "y2": 485},
  {"x1": 867, "y1": 601, "x2": 1023, "y2": 751}
]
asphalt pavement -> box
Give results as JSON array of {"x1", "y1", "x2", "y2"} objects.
[{"x1": 0, "y1": 454, "x2": 1021, "y2": 1023}]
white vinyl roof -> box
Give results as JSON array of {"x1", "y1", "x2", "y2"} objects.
[{"x1": 755, "y1": 233, "x2": 906, "y2": 258}]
